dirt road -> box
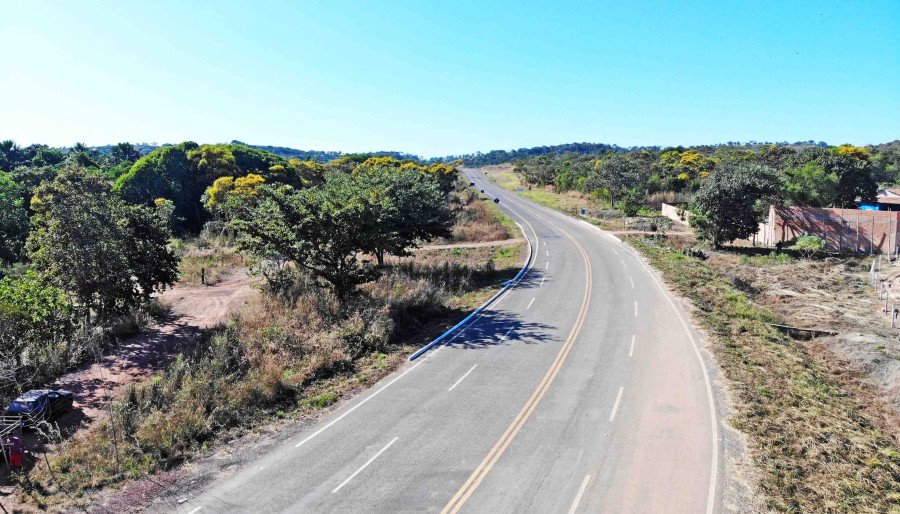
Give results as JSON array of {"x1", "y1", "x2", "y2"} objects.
[{"x1": 53, "y1": 270, "x2": 258, "y2": 425}]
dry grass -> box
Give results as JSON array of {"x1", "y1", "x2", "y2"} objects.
[
  {"x1": 629, "y1": 236, "x2": 900, "y2": 513},
  {"x1": 450, "y1": 183, "x2": 515, "y2": 243},
  {"x1": 177, "y1": 246, "x2": 246, "y2": 286},
  {"x1": 25, "y1": 242, "x2": 525, "y2": 510}
]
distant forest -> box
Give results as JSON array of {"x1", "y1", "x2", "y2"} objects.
[
  {"x1": 89, "y1": 141, "x2": 425, "y2": 164},
  {"x1": 17, "y1": 138, "x2": 900, "y2": 169}
]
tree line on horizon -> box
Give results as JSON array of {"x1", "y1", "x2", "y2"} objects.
[{"x1": 507, "y1": 141, "x2": 900, "y2": 247}]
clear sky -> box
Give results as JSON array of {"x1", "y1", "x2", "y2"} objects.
[{"x1": 2, "y1": 1, "x2": 898, "y2": 157}]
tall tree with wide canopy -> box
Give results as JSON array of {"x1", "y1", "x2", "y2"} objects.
[
  {"x1": 233, "y1": 174, "x2": 382, "y2": 297},
  {"x1": 586, "y1": 153, "x2": 644, "y2": 208},
  {"x1": 28, "y1": 167, "x2": 178, "y2": 323},
  {"x1": 355, "y1": 166, "x2": 454, "y2": 265},
  {"x1": 115, "y1": 142, "x2": 200, "y2": 230},
  {"x1": 691, "y1": 162, "x2": 782, "y2": 248}
]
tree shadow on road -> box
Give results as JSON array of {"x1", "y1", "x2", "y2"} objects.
[{"x1": 443, "y1": 308, "x2": 558, "y2": 351}]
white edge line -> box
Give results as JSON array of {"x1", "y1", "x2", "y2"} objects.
[
  {"x1": 295, "y1": 349, "x2": 439, "y2": 448},
  {"x1": 629, "y1": 334, "x2": 635, "y2": 357},
  {"x1": 567, "y1": 474, "x2": 591, "y2": 514},
  {"x1": 448, "y1": 365, "x2": 478, "y2": 392},
  {"x1": 485, "y1": 185, "x2": 719, "y2": 513},
  {"x1": 291, "y1": 174, "x2": 539, "y2": 450},
  {"x1": 594, "y1": 226, "x2": 720, "y2": 514},
  {"x1": 331, "y1": 437, "x2": 399, "y2": 493},
  {"x1": 608, "y1": 387, "x2": 624, "y2": 422}
]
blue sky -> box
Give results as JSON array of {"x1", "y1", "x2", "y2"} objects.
[{"x1": 2, "y1": 1, "x2": 898, "y2": 157}]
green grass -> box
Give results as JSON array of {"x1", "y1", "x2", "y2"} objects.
[
  {"x1": 482, "y1": 167, "x2": 602, "y2": 217},
  {"x1": 484, "y1": 168, "x2": 523, "y2": 191},
  {"x1": 739, "y1": 251, "x2": 794, "y2": 267}
]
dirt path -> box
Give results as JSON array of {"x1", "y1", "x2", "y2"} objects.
[
  {"x1": 417, "y1": 237, "x2": 524, "y2": 250},
  {"x1": 52, "y1": 270, "x2": 259, "y2": 426}
]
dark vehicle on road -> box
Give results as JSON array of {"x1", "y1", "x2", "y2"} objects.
[{"x1": 6, "y1": 389, "x2": 74, "y2": 425}]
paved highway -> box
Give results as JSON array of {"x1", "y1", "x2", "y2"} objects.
[{"x1": 176, "y1": 168, "x2": 721, "y2": 513}]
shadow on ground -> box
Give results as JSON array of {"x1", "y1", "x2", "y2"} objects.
[{"x1": 443, "y1": 304, "x2": 558, "y2": 351}]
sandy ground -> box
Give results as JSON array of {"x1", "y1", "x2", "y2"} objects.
[
  {"x1": 49, "y1": 269, "x2": 258, "y2": 424},
  {"x1": 416, "y1": 237, "x2": 524, "y2": 250},
  {"x1": 0, "y1": 269, "x2": 258, "y2": 510},
  {"x1": 710, "y1": 251, "x2": 900, "y2": 439}
]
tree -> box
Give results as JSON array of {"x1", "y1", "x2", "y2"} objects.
[
  {"x1": 28, "y1": 167, "x2": 177, "y2": 323},
  {"x1": 794, "y1": 235, "x2": 825, "y2": 259},
  {"x1": 233, "y1": 174, "x2": 381, "y2": 297},
  {"x1": 0, "y1": 172, "x2": 28, "y2": 265},
  {"x1": 0, "y1": 270, "x2": 74, "y2": 366},
  {"x1": 31, "y1": 146, "x2": 65, "y2": 167},
  {"x1": 110, "y1": 142, "x2": 141, "y2": 165},
  {"x1": 691, "y1": 162, "x2": 782, "y2": 248},
  {"x1": 119, "y1": 204, "x2": 179, "y2": 303},
  {"x1": 9, "y1": 165, "x2": 58, "y2": 212},
  {"x1": 586, "y1": 154, "x2": 644, "y2": 208},
  {"x1": 116, "y1": 142, "x2": 200, "y2": 231},
  {"x1": 355, "y1": 167, "x2": 453, "y2": 265},
  {"x1": 654, "y1": 149, "x2": 717, "y2": 191},
  {"x1": 203, "y1": 174, "x2": 266, "y2": 221},
  {"x1": 823, "y1": 147, "x2": 875, "y2": 207},
  {"x1": 784, "y1": 162, "x2": 838, "y2": 207},
  {"x1": 0, "y1": 141, "x2": 21, "y2": 172},
  {"x1": 187, "y1": 144, "x2": 240, "y2": 183}
]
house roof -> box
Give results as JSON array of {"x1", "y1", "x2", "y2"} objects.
[{"x1": 876, "y1": 196, "x2": 900, "y2": 205}]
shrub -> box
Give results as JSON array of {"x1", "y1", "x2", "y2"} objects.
[{"x1": 793, "y1": 235, "x2": 826, "y2": 259}]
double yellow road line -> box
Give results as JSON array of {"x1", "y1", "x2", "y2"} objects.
[{"x1": 442, "y1": 210, "x2": 593, "y2": 513}]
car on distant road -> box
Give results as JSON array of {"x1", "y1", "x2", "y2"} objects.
[{"x1": 6, "y1": 389, "x2": 74, "y2": 425}]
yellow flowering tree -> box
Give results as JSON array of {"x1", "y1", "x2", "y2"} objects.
[{"x1": 203, "y1": 173, "x2": 265, "y2": 221}]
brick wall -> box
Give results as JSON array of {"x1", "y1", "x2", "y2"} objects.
[
  {"x1": 767, "y1": 205, "x2": 900, "y2": 254},
  {"x1": 661, "y1": 203, "x2": 691, "y2": 225}
]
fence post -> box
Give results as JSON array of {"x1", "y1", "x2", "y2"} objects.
[
  {"x1": 856, "y1": 220, "x2": 860, "y2": 254},
  {"x1": 839, "y1": 220, "x2": 844, "y2": 253},
  {"x1": 871, "y1": 217, "x2": 875, "y2": 254}
]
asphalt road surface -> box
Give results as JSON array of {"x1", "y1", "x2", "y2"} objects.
[{"x1": 176, "y1": 169, "x2": 721, "y2": 514}]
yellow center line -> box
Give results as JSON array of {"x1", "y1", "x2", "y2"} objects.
[{"x1": 442, "y1": 207, "x2": 593, "y2": 513}]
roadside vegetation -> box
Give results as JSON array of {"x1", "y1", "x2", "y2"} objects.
[
  {"x1": 488, "y1": 141, "x2": 900, "y2": 512},
  {"x1": 3, "y1": 144, "x2": 523, "y2": 508},
  {"x1": 484, "y1": 141, "x2": 900, "y2": 247}
]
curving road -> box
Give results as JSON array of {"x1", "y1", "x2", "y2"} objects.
[{"x1": 175, "y1": 168, "x2": 721, "y2": 514}]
